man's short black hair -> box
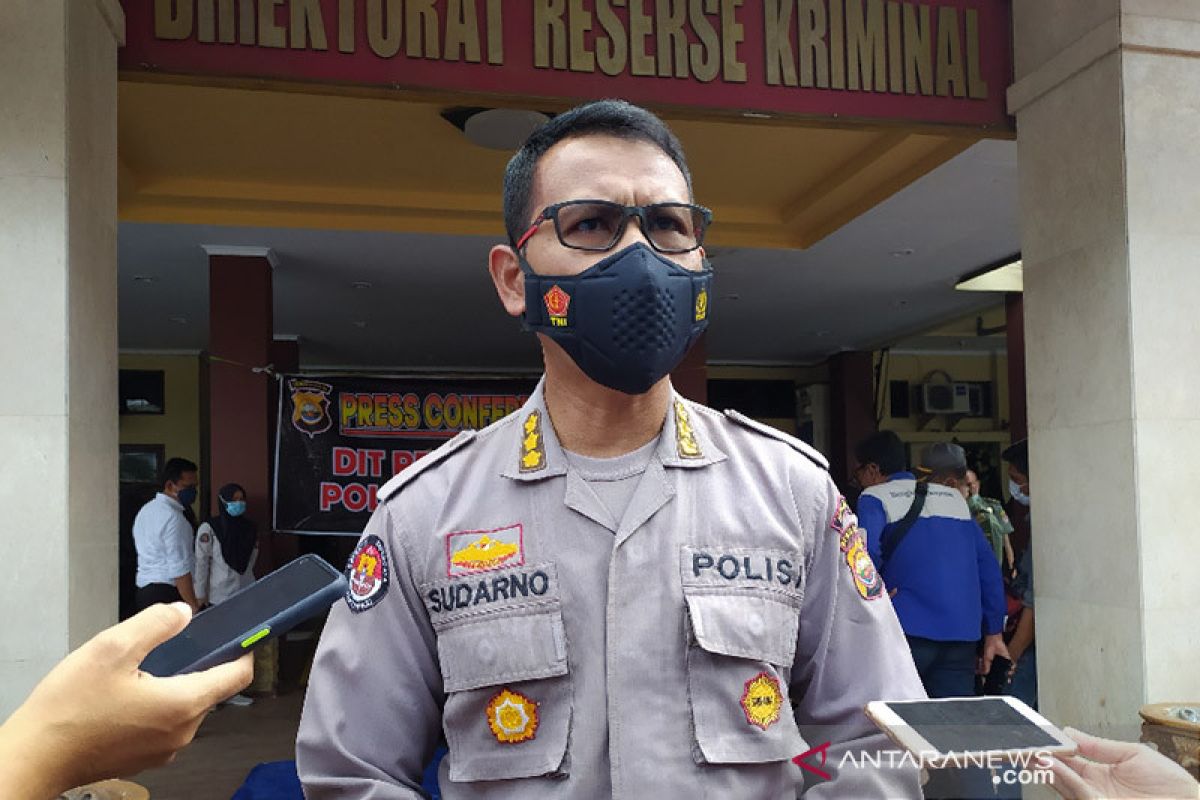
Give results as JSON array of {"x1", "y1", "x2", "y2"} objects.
[
  {"x1": 160, "y1": 457, "x2": 198, "y2": 488},
  {"x1": 502, "y1": 99, "x2": 693, "y2": 245},
  {"x1": 854, "y1": 430, "x2": 907, "y2": 476},
  {"x1": 1002, "y1": 439, "x2": 1029, "y2": 476}
]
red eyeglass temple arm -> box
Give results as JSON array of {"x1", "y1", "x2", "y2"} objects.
[{"x1": 515, "y1": 218, "x2": 544, "y2": 250}]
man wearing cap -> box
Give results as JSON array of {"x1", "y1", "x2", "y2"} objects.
[
  {"x1": 853, "y1": 433, "x2": 1008, "y2": 698},
  {"x1": 297, "y1": 101, "x2": 925, "y2": 799}
]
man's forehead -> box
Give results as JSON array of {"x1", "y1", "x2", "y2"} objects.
[{"x1": 531, "y1": 134, "x2": 689, "y2": 205}]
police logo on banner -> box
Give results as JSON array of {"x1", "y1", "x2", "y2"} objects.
[
  {"x1": 289, "y1": 378, "x2": 333, "y2": 438},
  {"x1": 346, "y1": 534, "x2": 390, "y2": 613}
]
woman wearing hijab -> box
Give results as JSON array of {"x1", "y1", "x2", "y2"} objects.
[{"x1": 194, "y1": 482, "x2": 258, "y2": 706}]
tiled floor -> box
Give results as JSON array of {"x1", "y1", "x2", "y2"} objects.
[{"x1": 133, "y1": 691, "x2": 305, "y2": 800}]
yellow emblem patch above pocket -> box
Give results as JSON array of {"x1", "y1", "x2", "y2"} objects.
[
  {"x1": 740, "y1": 672, "x2": 783, "y2": 730},
  {"x1": 486, "y1": 688, "x2": 539, "y2": 744}
]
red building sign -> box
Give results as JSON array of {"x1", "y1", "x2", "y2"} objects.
[{"x1": 122, "y1": 1, "x2": 1011, "y2": 129}]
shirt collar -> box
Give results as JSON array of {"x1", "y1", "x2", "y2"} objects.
[
  {"x1": 888, "y1": 471, "x2": 916, "y2": 481},
  {"x1": 156, "y1": 491, "x2": 184, "y2": 511},
  {"x1": 501, "y1": 379, "x2": 725, "y2": 481}
]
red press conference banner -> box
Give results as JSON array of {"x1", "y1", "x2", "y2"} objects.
[{"x1": 122, "y1": 1, "x2": 1012, "y2": 129}]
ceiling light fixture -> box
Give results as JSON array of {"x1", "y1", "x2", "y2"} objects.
[
  {"x1": 133, "y1": 275, "x2": 156, "y2": 283},
  {"x1": 890, "y1": 248, "x2": 915, "y2": 257},
  {"x1": 351, "y1": 281, "x2": 372, "y2": 290},
  {"x1": 168, "y1": 316, "x2": 187, "y2": 324},
  {"x1": 956, "y1": 255, "x2": 1023, "y2": 292},
  {"x1": 442, "y1": 107, "x2": 552, "y2": 151}
]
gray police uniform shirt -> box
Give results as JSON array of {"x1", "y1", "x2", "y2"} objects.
[{"x1": 297, "y1": 382, "x2": 926, "y2": 799}]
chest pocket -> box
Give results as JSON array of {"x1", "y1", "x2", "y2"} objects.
[
  {"x1": 681, "y1": 545, "x2": 808, "y2": 765},
  {"x1": 423, "y1": 563, "x2": 572, "y2": 783}
]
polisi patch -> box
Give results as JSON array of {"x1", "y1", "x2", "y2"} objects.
[
  {"x1": 839, "y1": 525, "x2": 883, "y2": 601},
  {"x1": 345, "y1": 534, "x2": 390, "y2": 613},
  {"x1": 741, "y1": 672, "x2": 783, "y2": 729},
  {"x1": 486, "y1": 688, "x2": 539, "y2": 744},
  {"x1": 446, "y1": 524, "x2": 524, "y2": 578},
  {"x1": 684, "y1": 546, "x2": 803, "y2": 593}
]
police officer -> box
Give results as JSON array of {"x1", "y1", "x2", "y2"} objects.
[
  {"x1": 297, "y1": 101, "x2": 925, "y2": 799},
  {"x1": 966, "y1": 468, "x2": 1016, "y2": 575}
]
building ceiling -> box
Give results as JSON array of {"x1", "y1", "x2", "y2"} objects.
[
  {"x1": 118, "y1": 136, "x2": 1019, "y2": 369},
  {"x1": 118, "y1": 80, "x2": 987, "y2": 250}
]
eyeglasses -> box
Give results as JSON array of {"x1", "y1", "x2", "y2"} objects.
[{"x1": 515, "y1": 199, "x2": 712, "y2": 255}]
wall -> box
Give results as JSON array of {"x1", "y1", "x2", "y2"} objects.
[
  {"x1": 875, "y1": 349, "x2": 1013, "y2": 494},
  {"x1": 119, "y1": 352, "x2": 203, "y2": 495}
]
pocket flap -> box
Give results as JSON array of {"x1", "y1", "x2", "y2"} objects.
[
  {"x1": 438, "y1": 610, "x2": 569, "y2": 693},
  {"x1": 685, "y1": 592, "x2": 799, "y2": 667}
]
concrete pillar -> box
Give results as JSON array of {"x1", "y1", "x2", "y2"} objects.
[
  {"x1": 828, "y1": 352, "x2": 876, "y2": 495},
  {"x1": 1010, "y1": 1, "x2": 1200, "y2": 737},
  {"x1": 205, "y1": 247, "x2": 277, "y2": 577},
  {"x1": 1005, "y1": 293, "x2": 1027, "y2": 442},
  {"x1": 0, "y1": 0, "x2": 124, "y2": 716}
]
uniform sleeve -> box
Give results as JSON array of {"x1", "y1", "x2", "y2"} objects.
[
  {"x1": 993, "y1": 501, "x2": 1015, "y2": 536},
  {"x1": 975, "y1": 523, "x2": 1006, "y2": 635},
  {"x1": 855, "y1": 492, "x2": 888, "y2": 566},
  {"x1": 297, "y1": 502, "x2": 442, "y2": 799},
  {"x1": 194, "y1": 523, "x2": 213, "y2": 601},
  {"x1": 790, "y1": 474, "x2": 926, "y2": 798},
  {"x1": 162, "y1": 514, "x2": 195, "y2": 580}
]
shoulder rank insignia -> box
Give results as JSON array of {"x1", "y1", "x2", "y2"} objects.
[
  {"x1": 487, "y1": 688, "x2": 539, "y2": 744},
  {"x1": 379, "y1": 430, "x2": 477, "y2": 503},
  {"x1": 519, "y1": 410, "x2": 547, "y2": 473},
  {"x1": 723, "y1": 409, "x2": 829, "y2": 470},
  {"x1": 741, "y1": 672, "x2": 783, "y2": 729},
  {"x1": 674, "y1": 400, "x2": 703, "y2": 459}
]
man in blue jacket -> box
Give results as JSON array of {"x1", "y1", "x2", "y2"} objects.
[{"x1": 853, "y1": 433, "x2": 1008, "y2": 698}]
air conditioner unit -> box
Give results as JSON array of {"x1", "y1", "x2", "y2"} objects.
[{"x1": 920, "y1": 382, "x2": 972, "y2": 414}]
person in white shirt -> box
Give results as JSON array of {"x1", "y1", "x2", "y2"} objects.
[
  {"x1": 132, "y1": 457, "x2": 200, "y2": 612},
  {"x1": 194, "y1": 482, "x2": 259, "y2": 706}
]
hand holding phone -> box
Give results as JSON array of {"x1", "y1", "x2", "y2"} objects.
[
  {"x1": 140, "y1": 554, "x2": 347, "y2": 677},
  {"x1": 865, "y1": 696, "x2": 1077, "y2": 767}
]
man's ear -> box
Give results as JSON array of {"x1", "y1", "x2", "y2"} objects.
[{"x1": 488, "y1": 244, "x2": 526, "y2": 317}]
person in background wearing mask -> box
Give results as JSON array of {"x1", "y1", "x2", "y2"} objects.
[
  {"x1": 965, "y1": 468, "x2": 1016, "y2": 577},
  {"x1": 194, "y1": 482, "x2": 259, "y2": 706},
  {"x1": 1002, "y1": 438, "x2": 1038, "y2": 709},
  {"x1": 298, "y1": 100, "x2": 926, "y2": 799},
  {"x1": 132, "y1": 457, "x2": 200, "y2": 612}
]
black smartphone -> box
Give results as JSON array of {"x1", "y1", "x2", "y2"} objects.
[{"x1": 140, "y1": 554, "x2": 347, "y2": 677}]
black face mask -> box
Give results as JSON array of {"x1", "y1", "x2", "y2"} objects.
[{"x1": 520, "y1": 243, "x2": 712, "y2": 395}]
